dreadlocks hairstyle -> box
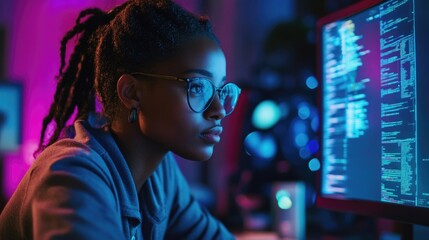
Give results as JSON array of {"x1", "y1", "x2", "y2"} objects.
[{"x1": 36, "y1": 0, "x2": 218, "y2": 155}]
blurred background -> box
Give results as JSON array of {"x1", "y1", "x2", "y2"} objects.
[{"x1": 0, "y1": 0, "x2": 410, "y2": 239}]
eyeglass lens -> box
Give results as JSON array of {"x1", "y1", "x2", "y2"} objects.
[{"x1": 187, "y1": 78, "x2": 240, "y2": 114}]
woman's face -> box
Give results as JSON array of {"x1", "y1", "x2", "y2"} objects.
[{"x1": 135, "y1": 38, "x2": 227, "y2": 161}]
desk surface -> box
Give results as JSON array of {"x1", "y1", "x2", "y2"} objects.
[{"x1": 234, "y1": 232, "x2": 297, "y2": 240}]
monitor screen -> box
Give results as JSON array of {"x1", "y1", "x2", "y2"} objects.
[
  {"x1": 0, "y1": 82, "x2": 22, "y2": 153},
  {"x1": 316, "y1": 0, "x2": 429, "y2": 226}
]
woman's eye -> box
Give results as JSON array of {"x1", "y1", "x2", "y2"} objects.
[
  {"x1": 189, "y1": 80, "x2": 209, "y2": 96},
  {"x1": 190, "y1": 84, "x2": 203, "y2": 94}
]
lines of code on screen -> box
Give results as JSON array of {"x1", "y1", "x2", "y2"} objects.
[{"x1": 321, "y1": 0, "x2": 429, "y2": 208}]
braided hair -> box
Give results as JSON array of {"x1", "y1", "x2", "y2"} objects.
[{"x1": 36, "y1": 0, "x2": 218, "y2": 155}]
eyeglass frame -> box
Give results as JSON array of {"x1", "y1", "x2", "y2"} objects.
[{"x1": 129, "y1": 72, "x2": 241, "y2": 115}]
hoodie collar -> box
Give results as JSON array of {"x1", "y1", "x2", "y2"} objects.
[{"x1": 73, "y1": 112, "x2": 166, "y2": 223}]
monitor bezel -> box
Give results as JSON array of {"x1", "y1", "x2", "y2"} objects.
[{"x1": 315, "y1": 0, "x2": 429, "y2": 226}]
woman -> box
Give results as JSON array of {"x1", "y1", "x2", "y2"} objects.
[{"x1": 0, "y1": 0, "x2": 240, "y2": 239}]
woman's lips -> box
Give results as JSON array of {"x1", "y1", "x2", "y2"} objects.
[{"x1": 200, "y1": 126, "x2": 223, "y2": 144}]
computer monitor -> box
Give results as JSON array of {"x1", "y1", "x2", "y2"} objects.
[
  {"x1": 0, "y1": 82, "x2": 22, "y2": 153},
  {"x1": 316, "y1": 0, "x2": 429, "y2": 226}
]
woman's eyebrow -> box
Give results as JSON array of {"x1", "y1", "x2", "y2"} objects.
[
  {"x1": 182, "y1": 69, "x2": 213, "y2": 77},
  {"x1": 182, "y1": 69, "x2": 226, "y2": 84}
]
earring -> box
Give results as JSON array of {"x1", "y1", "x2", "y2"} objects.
[{"x1": 128, "y1": 107, "x2": 138, "y2": 123}]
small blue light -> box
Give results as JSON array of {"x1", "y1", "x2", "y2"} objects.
[
  {"x1": 292, "y1": 119, "x2": 307, "y2": 134},
  {"x1": 307, "y1": 140, "x2": 319, "y2": 154},
  {"x1": 278, "y1": 102, "x2": 290, "y2": 118},
  {"x1": 278, "y1": 196, "x2": 293, "y2": 210},
  {"x1": 260, "y1": 70, "x2": 280, "y2": 89},
  {"x1": 298, "y1": 103, "x2": 310, "y2": 120},
  {"x1": 252, "y1": 100, "x2": 281, "y2": 130},
  {"x1": 311, "y1": 115, "x2": 319, "y2": 132},
  {"x1": 308, "y1": 158, "x2": 321, "y2": 171},
  {"x1": 276, "y1": 190, "x2": 293, "y2": 210},
  {"x1": 294, "y1": 133, "x2": 308, "y2": 148},
  {"x1": 299, "y1": 147, "x2": 311, "y2": 159},
  {"x1": 306, "y1": 76, "x2": 318, "y2": 89}
]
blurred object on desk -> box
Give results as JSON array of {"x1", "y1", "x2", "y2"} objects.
[
  {"x1": 235, "y1": 231, "x2": 278, "y2": 240},
  {"x1": 272, "y1": 182, "x2": 305, "y2": 239}
]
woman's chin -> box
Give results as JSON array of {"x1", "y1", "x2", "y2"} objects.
[{"x1": 175, "y1": 146, "x2": 214, "y2": 161}]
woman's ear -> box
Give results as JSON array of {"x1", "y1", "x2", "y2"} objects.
[{"x1": 117, "y1": 74, "x2": 140, "y2": 109}]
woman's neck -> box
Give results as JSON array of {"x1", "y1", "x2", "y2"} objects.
[{"x1": 109, "y1": 119, "x2": 168, "y2": 192}]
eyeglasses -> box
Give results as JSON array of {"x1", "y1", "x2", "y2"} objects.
[{"x1": 129, "y1": 72, "x2": 241, "y2": 115}]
